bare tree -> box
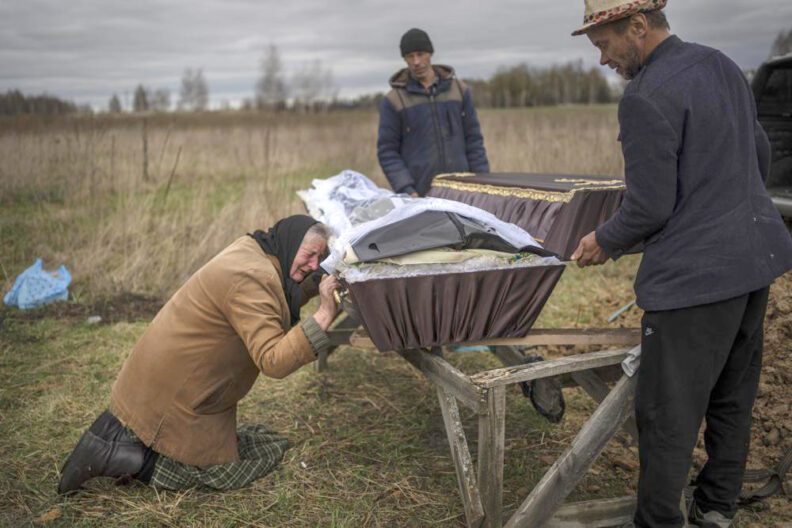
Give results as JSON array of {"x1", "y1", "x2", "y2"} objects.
[
  {"x1": 179, "y1": 68, "x2": 209, "y2": 111},
  {"x1": 291, "y1": 60, "x2": 337, "y2": 112},
  {"x1": 770, "y1": 28, "x2": 792, "y2": 58},
  {"x1": 133, "y1": 84, "x2": 149, "y2": 112},
  {"x1": 255, "y1": 44, "x2": 288, "y2": 110},
  {"x1": 108, "y1": 93, "x2": 122, "y2": 113},
  {"x1": 149, "y1": 88, "x2": 171, "y2": 112}
]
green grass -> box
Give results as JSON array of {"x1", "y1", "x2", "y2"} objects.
[
  {"x1": 0, "y1": 308, "x2": 620, "y2": 527},
  {"x1": 1, "y1": 110, "x2": 785, "y2": 526},
  {"x1": 1, "y1": 264, "x2": 784, "y2": 527}
]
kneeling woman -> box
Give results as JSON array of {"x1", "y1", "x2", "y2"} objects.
[{"x1": 59, "y1": 215, "x2": 339, "y2": 492}]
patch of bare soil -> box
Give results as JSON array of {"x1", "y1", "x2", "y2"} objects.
[
  {"x1": 594, "y1": 272, "x2": 792, "y2": 522},
  {"x1": 683, "y1": 272, "x2": 792, "y2": 521},
  {"x1": 752, "y1": 272, "x2": 792, "y2": 463},
  {"x1": 0, "y1": 292, "x2": 162, "y2": 325},
  {"x1": 739, "y1": 271, "x2": 792, "y2": 518}
]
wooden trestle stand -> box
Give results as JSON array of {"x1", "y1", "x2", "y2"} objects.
[{"x1": 318, "y1": 313, "x2": 642, "y2": 528}]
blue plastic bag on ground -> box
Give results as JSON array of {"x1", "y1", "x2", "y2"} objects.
[{"x1": 3, "y1": 259, "x2": 71, "y2": 310}]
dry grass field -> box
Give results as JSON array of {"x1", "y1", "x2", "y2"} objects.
[
  {"x1": 0, "y1": 107, "x2": 789, "y2": 527},
  {"x1": 0, "y1": 107, "x2": 623, "y2": 299}
]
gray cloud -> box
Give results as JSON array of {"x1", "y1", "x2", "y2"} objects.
[{"x1": 1, "y1": 0, "x2": 790, "y2": 109}]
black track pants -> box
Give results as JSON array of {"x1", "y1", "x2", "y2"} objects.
[{"x1": 634, "y1": 287, "x2": 769, "y2": 528}]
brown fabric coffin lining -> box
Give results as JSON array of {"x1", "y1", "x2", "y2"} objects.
[
  {"x1": 428, "y1": 185, "x2": 624, "y2": 259},
  {"x1": 346, "y1": 265, "x2": 565, "y2": 352},
  {"x1": 544, "y1": 189, "x2": 625, "y2": 258}
]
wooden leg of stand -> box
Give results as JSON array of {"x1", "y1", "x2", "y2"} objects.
[
  {"x1": 571, "y1": 369, "x2": 639, "y2": 444},
  {"x1": 478, "y1": 386, "x2": 506, "y2": 528},
  {"x1": 505, "y1": 374, "x2": 637, "y2": 528},
  {"x1": 437, "y1": 386, "x2": 485, "y2": 528},
  {"x1": 316, "y1": 347, "x2": 329, "y2": 372}
]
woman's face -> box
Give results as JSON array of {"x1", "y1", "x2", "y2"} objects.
[{"x1": 289, "y1": 237, "x2": 327, "y2": 282}]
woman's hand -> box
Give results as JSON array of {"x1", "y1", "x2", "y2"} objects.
[{"x1": 314, "y1": 274, "x2": 340, "y2": 331}]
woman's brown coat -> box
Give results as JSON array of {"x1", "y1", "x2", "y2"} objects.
[{"x1": 111, "y1": 236, "x2": 316, "y2": 467}]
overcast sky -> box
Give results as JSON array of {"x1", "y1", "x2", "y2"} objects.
[{"x1": 1, "y1": 0, "x2": 790, "y2": 110}]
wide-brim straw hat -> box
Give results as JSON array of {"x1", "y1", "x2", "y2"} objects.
[{"x1": 571, "y1": 0, "x2": 667, "y2": 36}]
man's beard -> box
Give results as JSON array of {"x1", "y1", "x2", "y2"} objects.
[{"x1": 621, "y1": 41, "x2": 643, "y2": 80}]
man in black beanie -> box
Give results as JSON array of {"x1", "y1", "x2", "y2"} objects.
[{"x1": 377, "y1": 28, "x2": 489, "y2": 196}]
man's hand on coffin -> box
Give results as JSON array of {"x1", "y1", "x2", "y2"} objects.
[
  {"x1": 571, "y1": 231, "x2": 609, "y2": 268},
  {"x1": 314, "y1": 274, "x2": 341, "y2": 331}
]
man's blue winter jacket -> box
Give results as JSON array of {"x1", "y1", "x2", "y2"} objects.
[{"x1": 377, "y1": 65, "x2": 489, "y2": 196}]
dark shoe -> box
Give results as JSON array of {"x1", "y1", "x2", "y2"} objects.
[
  {"x1": 519, "y1": 354, "x2": 566, "y2": 423},
  {"x1": 688, "y1": 500, "x2": 733, "y2": 528},
  {"x1": 58, "y1": 427, "x2": 144, "y2": 494},
  {"x1": 88, "y1": 410, "x2": 131, "y2": 442}
]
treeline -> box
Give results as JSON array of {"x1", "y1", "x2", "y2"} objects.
[
  {"x1": 114, "y1": 68, "x2": 210, "y2": 114},
  {"x1": 1, "y1": 59, "x2": 615, "y2": 116},
  {"x1": 0, "y1": 90, "x2": 90, "y2": 116},
  {"x1": 465, "y1": 61, "x2": 616, "y2": 108},
  {"x1": 246, "y1": 47, "x2": 617, "y2": 111},
  {"x1": 323, "y1": 61, "x2": 616, "y2": 110}
]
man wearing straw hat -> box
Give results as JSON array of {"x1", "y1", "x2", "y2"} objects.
[{"x1": 570, "y1": 1, "x2": 792, "y2": 526}]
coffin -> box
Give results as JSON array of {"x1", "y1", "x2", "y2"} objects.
[
  {"x1": 345, "y1": 173, "x2": 625, "y2": 352},
  {"x1": 428, "y1": 173, "x2": 625, "y2": 259}
]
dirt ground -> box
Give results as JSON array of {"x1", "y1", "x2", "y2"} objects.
[
  {"x1": 1, "y1": 292, "x2": 162, "y2": 325},
  {"x1": 602, "y1": 272, "x2": 792, "y2": 524},
  {"x1": 738, "y1": 271, "x2": 792, "y2": 522}
]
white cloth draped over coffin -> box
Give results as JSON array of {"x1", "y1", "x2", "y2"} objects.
[
  {"x1": 296, "y1": 169, "x2": 394, "y2": 237},
  {"x1": 299, "y1": 170, "x2": 551, "y2": 274}
]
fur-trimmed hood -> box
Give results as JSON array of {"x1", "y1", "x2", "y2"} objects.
[{"x1": 388, "y1": 64, "x2": 456, "y2": 89}]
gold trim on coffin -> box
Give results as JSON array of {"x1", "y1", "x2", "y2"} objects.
[{"x1": 432, "y1": 173, "x2": 625, "y2": 204}]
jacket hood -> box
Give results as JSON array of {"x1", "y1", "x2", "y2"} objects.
[{"x1": 389, "y1": 64, "x2": 456, "y2": 89}]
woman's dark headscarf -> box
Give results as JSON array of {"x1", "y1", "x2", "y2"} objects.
[{"x1": 249, "y1": 215, "x2": 319, "y2": 326}]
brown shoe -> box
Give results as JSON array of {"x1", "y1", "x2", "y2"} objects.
[{"x1": 58, "y1": 429, "x2": 144, "y2": 494}]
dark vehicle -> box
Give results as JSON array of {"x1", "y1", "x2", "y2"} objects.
[{"x1": 752, "y1": 53, "x2": 792, "y2": 224}]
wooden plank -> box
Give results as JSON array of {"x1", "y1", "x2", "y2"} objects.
[
  {"x1": 316, "y1": 314, "x2": 360, "y2": 371},
  {"x1": 478, "y1": 386, "x2": 506, "y2": 528},
  {"x1": 505, "y1": 374, "x2": 637, "y2": 528},
  {"x1": 491, "y1": 345, "x2": 527, "y2": 366},
  {"x1": 471, "y1": 349, "x2": 631, "y2": 389},
  {"x1": 316, "y1": 329, "x2": 356, "y2": 371},
  {"x1": 316, "y1": 348, "x2": 329, "y2": 372},
  {"x1": 544, "y1": 496, "x2": 636, "y2": 528},
  {"x1": 398, "y1": 349, "x2": 483, "y2": 411},
  {"x1": 436, "y1": 386, "x2": 485, "y2": 528},
  {"x1": 571, "y1": 369, "x2": 639, "y2": 444},
  {"x1": 491, "y1": 348, "x2": 625, "y2": 390},
  {"x1": 464, "y1": 328, "x2": 640, "y2": 348},
  {"x1": 349, "y1": 327, "x2": 375, "y2": 348},
  {"x1": 348, "y1": 328, "x2": 640, "y2": 350},
  {"x1": 325, "y1": 327, "x2": 357, "y2": 347}
]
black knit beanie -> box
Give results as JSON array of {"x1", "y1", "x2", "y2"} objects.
[{"x1": 400, "y1": 28, "x2": 433, "y2": 56}]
